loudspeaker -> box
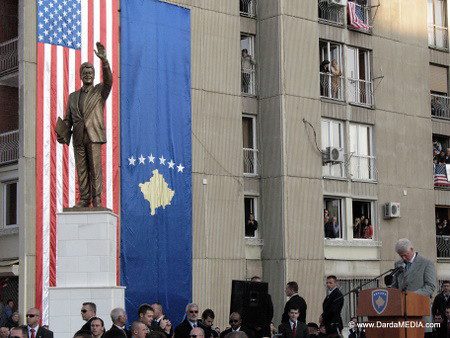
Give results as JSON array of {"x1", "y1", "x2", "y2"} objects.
[{"x1": 230, "y1": 280, "x2": 270, "y2": 326}]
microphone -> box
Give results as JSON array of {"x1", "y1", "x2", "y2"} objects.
[{"x1": 384, "y1": 263, "x2": 405, "y2": 286}]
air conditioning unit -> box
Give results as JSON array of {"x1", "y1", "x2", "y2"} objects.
[
  {"x1": 384, "y1": 202, "x2": 401, "y2": 219},
  {"x1": 329, "y1": 0, "x2": 348, "y2": 6},
  {"x1": 323, "y1": 146, "x2": 345, "y2": 164}
]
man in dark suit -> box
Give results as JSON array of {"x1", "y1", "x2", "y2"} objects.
[
  {"x1": 244, "y1": 276, "x2": 273, "y2": 338},
  {"x1": 432, "y1": 280, "x2": 450, "y2": 317},
  {"x1": 281, "y1": 282, "x2": 307, "y2": 324},
  {"x1": 103, "y1": 308, "x2": 128, "y2": 338},
  {"x1": 175, "y1": 303, "x2": 205, "y2": 338},
  {"x1": 137, "y1": 304, "x2": 165, "y2": 338},
  {"x1": 219, "y1": 312, "x2": 254, "y2": 338},
  {"x1": 26, "y1": 308, "x2": 53, "y2": 338},
  {"x1": 58, "y1": 42, "x2": 112, "y2": 208},
  {"x1": 321, "y1": 276, "x2": 344, "y2": 335},
  {"x1": 76, "y1": 302, "x2": 97, "y2": 335},
  {"x1": 278, "y1": 308, "x2": 308, "y2": 338}
]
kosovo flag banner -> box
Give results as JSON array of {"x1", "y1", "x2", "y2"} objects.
[{"x1": 120, "y1": 0, "x2": 191, "y2": 324}]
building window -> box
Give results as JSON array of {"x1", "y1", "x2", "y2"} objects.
[
  {"x1": 241, "y1": 34, "x2": 256, "y2": 95},
  {"x1": 240, "y1": 0, "x2": 256, "y2": 17},
  {"x1": 4, "y1": 181, "x2": 17, "y2": 227},
  {"x1": 349, "y1": 123, "x2": 375, "y2": 181},
  {"x1": 244, "y1": 196, "x2": 258, "y2": 238},
  {"x1": 318, "y1": 0, "x2": 345, "y2": 25},
  {"x1": 352, "y1": 200, "x2": 374, "y2": 239},
  {"x1": 321, "y1": 119, "x2": 345, "y2": 178},
  {"x1": 243, "y1": 115, "x2": 258, "y2": 175},
  {"x1": 430, "y1": 64, "x2": 449, "y2": 119},
  {"x1": 324, "y1": 197, "x2": 344, "y2": 239},
  {"x1": 436, "y1": 207, "x2": 450, "y2": 258},
  {"x1": 346, "y1": 46, "x2": 373, "y2": 106},
  {"x1": 428, "y1": 0, "x2": 448, "y2": 50},
  {"x1": 320, "y1": 41, "x2": 344, "y2": 101},
  {"x1": 347, "y1": 0, "x2": 371, "y2": 32}
]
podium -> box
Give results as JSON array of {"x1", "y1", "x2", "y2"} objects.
[{"x1": 356, "y1": 288, "x2": 430, "y2": 338}]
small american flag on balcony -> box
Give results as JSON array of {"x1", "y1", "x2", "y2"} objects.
[
  {"x1": 348, "y1": 1, "x2": 370, "y2": 31},
  {"x1": 434, "y1": 163, "x2": 450, "y2": 186}
]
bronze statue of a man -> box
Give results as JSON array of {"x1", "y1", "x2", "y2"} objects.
[{"x1": 56, "y1": 42, "x2": 112, "y2": 208}]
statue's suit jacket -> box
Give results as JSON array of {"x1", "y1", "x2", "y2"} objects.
[
  {"x1": 392, "y1": 252, "x2": 436, "y2": 297},
  {"x1": 64, "y1": 60, "x2": 112, "y2": 145}
]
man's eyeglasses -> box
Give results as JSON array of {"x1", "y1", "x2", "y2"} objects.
[
  {"x1": 26, "y1": 314, "x2": 37, "y2": 318},
  {"x1": 81, "y1": 309, "x2": 88, "y2": 313},
  {"x1": 189, "y1": 310, "x2": 199, "y2": 314}
]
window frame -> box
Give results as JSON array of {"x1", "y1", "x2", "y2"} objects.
[
  {"x1": 321, "y1": 118, "x2": 345, "y2": 178},
  {"x1": 241, "y1": 33, "x2": 257, "y2": 96},
  {"x1": 324, "y1": 196, "x2": 345, "y2": 240},
  {"x1": 3, "y1": 180, "x2": 18, "y2": 228},
  {"x1": 351, "y1": 199, "x2": 376, "y2": 241},
  {"x1": 244, "y1": 195, "x2": 259, "y2": 239},
  {"x1": 240, "y1": 0, "x2": 256, "y2": 18},
  {"x1": 319, "y1": 40, "x2": 345, "y2": 101},
  {"x1": 242, "y1": 114, "x2": 258, "y2": 176},
  {"x1": 428, "y1": 0, "x2": 449, "y2": 50},
  {"x1": 349, "y1": 123, "x2": 376, "y2": 181},
  {"x1": 345, "y1": 46, "x2": 373, "y2": 107}
]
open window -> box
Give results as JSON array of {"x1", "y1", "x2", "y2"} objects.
[
  {"x1": 241, "y1": 34, "x2": 256, "y2": 95},
  {"x1": 243, "y1": 115, "x2": 258, "y2": 175},
  {"x1": 352, "y1": 200, "x2": 374, "y2": 239},
  {"x1": 3, "y1": 180, "x2": 17, "y2": 227},
  {"x1": 244, "y1": 196, "x2": 259, "y2": 238},
  {"x1": 349, "y1": 123, "x2": 376, "y2": 181},
  {"x1": 346, "y1": 46, "x2": 373, "y2": 106},
  {"x1": 324, "y1": 197, "x2": 344, "y2": 239},
  {"x1": 428, "y1": 0, "x2": 448, "y2": 50},
  {"x1": 321, "y1": 119, "x2": 345, "y2": 178},
  {"x1": 319, "y1": 40, "x2": 344, "y2": 101}
]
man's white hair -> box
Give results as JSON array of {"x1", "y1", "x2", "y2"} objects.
[
  {"x1": 110, "y1": 307, "x2": 126, "y2": 322},
  {"x1": 395, "y1": 238, "x2": 413, "y2": 254},
  {"x1": 185, "y1": 303, "x2": 198, "y2": 313}
]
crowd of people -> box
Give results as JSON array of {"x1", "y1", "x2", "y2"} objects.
[
  {"x1": 0, "y1": 276, "x2": 351, "y2": 338},
  {"x1": 323, "y1": 209, "x2": 373, "y2": 239}
]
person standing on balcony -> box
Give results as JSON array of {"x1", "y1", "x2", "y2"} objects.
[
  {"x1": 437, "y1": 219, "x2": 450, "y2": 236},
  {"x1": 245, "y1": 212, "x2": 258, "y2": 237},
  {"x1": 330, "y1": 59, "x2": 341, "y2": 99},
  {"x1": 241, "y1": 49, "x2": 256, "y2": 94}
]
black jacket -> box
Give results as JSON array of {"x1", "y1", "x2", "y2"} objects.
[
  {"x1": 432, "y1": 292, "x2": 450, "y2": 317},
  {"x1": 175, "y1": 319, "x2": 205, "y2": 338},
  {"x1": 281, "y1": 295, "x2": 307, "y2": 324},
  {"x1": 103, "y1": 324, "x2": 128, "y2": 338},
  {"x1": 75, "y1": 317, "x2": 95, "y2": 335},
  {"x1": 34, "y1": 326, "x2": 54, "y2": 338},
  {"x1": 219, "y1": 326, "x2": 254, "y2": 338},
  {"x1": 277, "y1": 321, "x2": 308, "y2": 338},
  {"x1": 322, "y1": 288, "x2": 344, "y2": 334}
]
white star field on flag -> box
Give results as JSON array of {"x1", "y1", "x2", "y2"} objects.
[{"x1": 127, "y1": 154, "x2": 185, "y2": 173}]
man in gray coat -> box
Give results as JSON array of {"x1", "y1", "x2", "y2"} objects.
[{"x1": 390, "y1": 238, "x2": 436, "y2": 297}]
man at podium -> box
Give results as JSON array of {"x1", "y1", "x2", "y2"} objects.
[{"x1": 389, "y1": 238, "x2": 436, "y2": 297}]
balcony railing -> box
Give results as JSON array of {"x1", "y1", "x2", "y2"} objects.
[
  {"x1": 349, "y1": 155, "x2": 376, "y2": 181},
  {"x1": 428, "y1": 25, "x2": 449, "y2": 50},
  {"x1": 241, "y1": 67, "x2": 256, "y2": 96},
  {"x1": 0, "y1": 38, "x2": 18, "y2": 78},
  {"x1": 243, "y1": 148, "x2": 258, "y2": 175},
  {"x1": 347, "y1": 78, "x2": 373, "y2": 107},
  {"x1": 431, "y1": 93, "x2": 450, "y2": 119},
  {"x1": 437, "y1": 235, "x2": 450, "y2": 258},
  {"x1": 240, "y1": 0, "x2": 255, "y2": 17},
  {"x1": 0, "y1": 130, "x2": 19, "y2": 166},
  {"x1": 318, "y1": 0, "x2": 345, "y2": 25},
  {"x1": 320, "y1": 72, "x2": 345, "y2": 101}
]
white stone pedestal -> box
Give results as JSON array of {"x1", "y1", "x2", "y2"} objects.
[{"x1": 48, "y1": 211, "x2": 125, "y2": 338}]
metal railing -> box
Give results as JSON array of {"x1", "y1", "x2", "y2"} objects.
[
  {"x1": 241, "y1": 67, "x2": 256, "y2": 95},
  {"x1": 0, "y1": 37, "x2": 18, "y2": 78},
  {"x1": 349, "y1": 155, "x2": 376, "y2": 181},
  {"x1": 240, "y1": 0, "x2": 255, "y2": 17},
  {"x1": 320, "y1": 72, "x2": 345, "y2": 101},
  {"x1": 437, "y1": 235, "x2": 450, "y2": 258},
  {"x1": 431, "y1": 93, "x2": 450, "y2": 119},
  {"x1": 318, "y1": 0, "x2": 345, "y2": 25},
  {"x1": 428, "y1": 25, "x2": 449, "y2": 50},
  {"x1": 347, "y1": 78, "x2": 373, "y2": 106},
  {"x1": 243, "y1": 148, "x2": 258, "y2": 175},
  {"x1": 0, "y1": 130, "x2": 19, "y2": 165}
]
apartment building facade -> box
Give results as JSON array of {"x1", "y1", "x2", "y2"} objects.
[{"x1": 1, "y1": 0, "x2": 449, "y2": 329}]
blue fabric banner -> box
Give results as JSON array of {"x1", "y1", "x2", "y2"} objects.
[{"x1": 120, "y1": 0, "x2": 191, "y2": 325}]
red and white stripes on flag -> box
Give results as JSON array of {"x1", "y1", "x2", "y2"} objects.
[
  {"x1": 348, "y1": 1, "x2": 370, "y2": 31},
  {"x1": 35, "y1": 0, "x2": 119, "y2": 324}
]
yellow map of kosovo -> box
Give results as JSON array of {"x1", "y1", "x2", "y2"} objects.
[{"x1": 139, "y1": 169, "x2": 175, "y2": 216}]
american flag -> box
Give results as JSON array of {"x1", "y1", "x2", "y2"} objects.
[
  {"x1": 434, "y1": 163, "x2": 450, "y2": 186},
  {"x1": 35, "y1": 0, "x2": 119, "y2": 324},
  {"x1": 348, "y1": 1, "x2": 370, "y2": 31}
]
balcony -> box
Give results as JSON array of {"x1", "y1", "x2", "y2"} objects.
[
  {"x1": 240, "y1": 0, "x2": 255, "y2": 18},
  {"x1": 347, "y1": 1, "x2": 371, "y2": 33},
  {"x1": 320, "y1": 72, "x2": 345, "y2": 101},
  {"x1": 437, "y1": 235, "x2": 450, "y2": 259},
  {"x1": 349, "y1": 155, "x2": 376, "y2": 181},
  {"x1": 318, "y1": 0, "x2": 345, "y2": 26},
  {"x1": 0, "y1": 130, "x2": 19, "y2": 166},
  {"x1": 431, "y1": 93, "x2": 450, "y2": 119},
  {"x1": 428, "y1": 25, "x2": 449, "y2": 50},
  {"x1": 0, "y1": 38, "x2": 18, "y2": 79},
  {"x1": 243, "y1": 148, "x2": 258, "y2": 175},
  {"x1": 241, "y1": 66, "x2": 256, "y2": 96},
  {"x1": 347, "y1": 78, "x2": 373, "y2": 107}
]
